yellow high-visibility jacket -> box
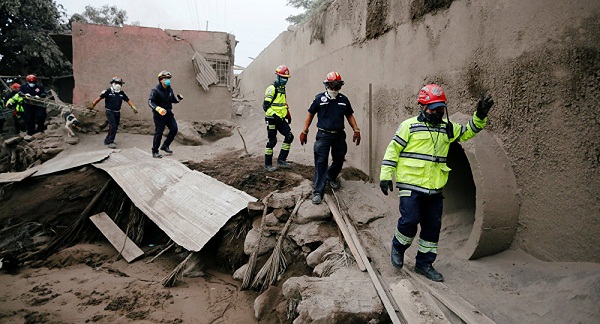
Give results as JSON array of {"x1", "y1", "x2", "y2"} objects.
[
  {"x1": 264, "y1": 84, "x2": 288, "y2": 119},
  {"x1": 6, "y1": 93, "x2": 24, "y2": 114},
  {"x1": 380, "y1": 112, "x2": 487, "y2": 194}
]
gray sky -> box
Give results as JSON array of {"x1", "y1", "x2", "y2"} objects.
[{"x1": 57, "y1": 0, "x2": 303, "y2": 68}]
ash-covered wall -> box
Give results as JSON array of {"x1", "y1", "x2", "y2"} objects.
[
  {"x1": 237, "y1": 0, "x2": 600, "y2": 262},
  {"x1": 72, "y1": 23, "x2": 235, "y2": 123}
]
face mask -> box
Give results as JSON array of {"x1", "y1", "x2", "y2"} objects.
[
  {"x1": 112, "y1": 84, "x2": 122, "y2": 92},
  {"x1": 276, "y1": 76, "x2": 288, "y2": 86},
  {"x1": 28, "y1": 83, "x2": 35, "y2": 87},
  {"x1": 327, "y1": 89, "x2": 339, "y2": 99},
  {"x1": 424, "y1": 110, "x2": 444, "y2": 125},
  {"x1": 165, "y1": 79, "x2": 171, "y2": 87}
]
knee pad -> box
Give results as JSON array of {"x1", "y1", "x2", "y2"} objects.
[
  {"x1": 266, "y1": 139, "x2": 277, "y2": 148},
  {"x1": 284, "y1": 132, "x2": 294, "y2": 143}
]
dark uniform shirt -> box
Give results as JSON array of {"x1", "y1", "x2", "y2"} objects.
[
  {"x1": 19, "y1": 83, "x2": 47, "y2": 109},
  {"x1": 308, "y1": 92, "x2": 354, "y2": 131},
  {"x1": 99, "y1": 88, "x2": 130, "y2": 111},
  {"x1": 148, "y1": 84, "x2": 178, "y2": 114}
]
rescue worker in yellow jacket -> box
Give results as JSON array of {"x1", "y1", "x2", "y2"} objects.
[
  {"x1": 5, "y1": 83, "x2": 26, "y2": 134},
  {"x1": 380, "y1": 84, "x2": 494, "y2": 282},
  {"x1": 263, "y1": 65, "x2": 293, "y2": 171}
]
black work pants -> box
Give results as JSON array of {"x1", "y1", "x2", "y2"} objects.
[
  {"x1": 24, "y1": 106, "x2": 46, "y2": 135},
  {"x1": 313, "y1": 130, "x2": 347, "y2": 195},
  {"x1": 152, "y1": 112, "x2": 178, "y2": 153},
  {"x1": 105, "y1": 109, "x2": 120, "y2": 145},
  {"x1": 392, "y1": 190, "x2": 443, "y2": 268}
]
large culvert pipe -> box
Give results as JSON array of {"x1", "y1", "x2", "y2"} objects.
[{"x1": 449, "y1": 112, "x2": 520, "y2": 260}]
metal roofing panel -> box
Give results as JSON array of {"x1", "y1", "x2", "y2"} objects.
[
  {"x1": 93, "y1": 148, "x2": 256, "y2": 252},
  {"x1": 192, "y1": 52, "x2": 219, "y2": 91}
]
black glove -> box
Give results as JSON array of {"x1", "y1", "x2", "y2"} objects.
[
  {"x1": 380, "y1": 180, "x2": 394, "y2": 195},
  {"x1": 476, "y1": 94, "x2": 494, "y2": 119},
  {"x1": 263, "y1": 101, "x2": 270, "y2": 112}
]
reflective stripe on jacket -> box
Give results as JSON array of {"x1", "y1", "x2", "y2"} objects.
[
  {"x1": 380, "y1": 112, "x2": 486, "y2": 193},
  {"x1": 6, "y1": 93, "x2": 24, "y2": 113},
  {"x1": 264, "y1": 84, "x2": 287, "y2": 118}
]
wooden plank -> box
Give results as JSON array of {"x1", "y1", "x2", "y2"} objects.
[
  {"x1": 403, "y1": 259, "x2": 496, "y2": 324},
  {"x1": 89, "y1": 212, "x2": 144, "y2": 263},
  {"x1": 389, "y1": 279, "x2": 450, "y2": 324},
  {"x1": 325, "y1": 194, "x2": 405, "y2": 324},
  {"x1": 324, "y1": 195, "x2": 366, "y2": 271}
]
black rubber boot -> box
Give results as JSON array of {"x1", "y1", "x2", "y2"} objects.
[
  {"x1": 391, "y1": 248, "x2": 404, "y2": 268},
  {"x1": 415, "y1": 264, "x2": 444, "y2": 282}
]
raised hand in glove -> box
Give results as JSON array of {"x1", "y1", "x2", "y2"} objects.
[
  {"x1": 352, "y1": 128, "x2": 361, "y2": 146},
  {"x1": 155, "y1": 106, "x2": 167, "y2": 116},
  {"x1": 476, "y1": 94, "x2": 494, "y2": 119},
  {"x1": 285, "y1": 110, "x2": 292, "y2": 124},
  {"x1": 380, "y1": 180, "x2": 394, "y2": 195},
  {"x1": 176, "y1": 94, "x2": 184, "y2": 101},
  {"x1": 299, "y1": 130, "x2": 308, "y2": 145}
]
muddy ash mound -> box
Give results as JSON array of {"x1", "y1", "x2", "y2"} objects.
[{"x1": 0, "y1": 139, "x2": 390, "y2": 323}]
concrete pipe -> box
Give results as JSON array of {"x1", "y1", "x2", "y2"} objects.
[{"x1": 444, "y1": 113, "x2": 520, "y2": 260}]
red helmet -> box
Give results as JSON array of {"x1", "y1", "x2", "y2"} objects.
[
  {"x1": 10, "y1": 83, "x2": 20, "y2": 91},
  {"x1": 26, "y1": 74, "x2": 37, "y2": 83},
  {"x1": 418, "y1": 84, "x2": 447, "y2": 106},
  {"x1": 323, "y1": 71, "x2": 345, "y2": 89},
  {"x1": 275, "y1": 65, "x2": 290, "y2": 78},
  {"x1": 110, "y1": 76, "x2": 124, "y2": 84}
]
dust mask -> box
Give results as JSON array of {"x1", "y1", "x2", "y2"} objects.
[
  {"x1": 112, "y1": 84, "x2": 122, "y2": 92},
  {"x1": 165, "y1": 79, "x2": 171, "y2": 87},
  {"x1": 28, "y1": 83, "x2": 35, "y2": 87},
  {"x1": 327, "y1": 89, "x2": 339, "y2": 99}
]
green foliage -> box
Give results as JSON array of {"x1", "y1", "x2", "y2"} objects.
[
  {"x1": 0, "y1": 0, "x2": 72, "y2": 77},
  {"x1": 286, "y1": 0, "x2": 332, "y2": 25},
  {"x1": 76, "y1": 5, "x2": 129, "y2": 27}
]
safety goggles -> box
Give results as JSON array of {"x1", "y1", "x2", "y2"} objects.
[{"x1": 327, "y1": 81, "x2": 344, "y2": 90}]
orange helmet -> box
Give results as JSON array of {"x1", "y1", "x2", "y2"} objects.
[
  {"x1": 418, "y1": 84, "x2": 447, "y2": 108},
  {"x1": 157, "y1": 70, "x2": 172, "y2": 80},
  {"x1": 110, "y1": 76, "x2": 124, "y2": 84},
  {"x1": 323, "y1": 71, "x2": 344, "y2": 90},
  {"x1": 275, "y1": 65, "x2": 290, "y2": 78},
  {"x1": 26, "y1": 74, "x2": 37, "y2": 83},
  {"x1": 10, "y1": 83, "x2": 20, "y2": 91}
]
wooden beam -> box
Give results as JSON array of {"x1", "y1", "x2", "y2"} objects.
[
  {"x1": 325, "y1": 194, "x2": 405, "y2": 324},
  {"x1": 324, "y1": 195, "x2": 366, "y2": 271},
  {"x1": 89, "y1": 212, "x2": 144, "y2": 263}
]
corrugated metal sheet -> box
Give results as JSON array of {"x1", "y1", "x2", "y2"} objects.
[
  {"x1": 93, "y1": 148, "x2": 256, "y2": 252},
  {"x1": 192, "y1": 52, "x2": 219, "y2": 91}
]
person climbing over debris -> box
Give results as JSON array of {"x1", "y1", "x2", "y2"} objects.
[
  {"x1": 90, "y1": 76, "x2": 138, "y2": 149},
  {"x1": 300, "y1": 71, "x2": 361, "y2": 205},
  {"x1": 4, "y1": 83, "x2": 25, "y2": 134},
  {"x1": 19, "y1": 74, "x2": 47, "y2": 136},
  {"x1": 380, "y1": 84, "x2": 494, "y2": 282},
  {"x1": 148, "y1": 70, "x2": 183, "y2": 158},
  {"x1": 263, "y1": 64, "x2": 294, "y2": 171}
]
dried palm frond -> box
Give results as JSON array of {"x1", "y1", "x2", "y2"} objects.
[
  {"x1": 251, "y1": 193, "x2": 307, "y2": 291},
  {"x1": 161, "y1": 252, "x2": 194, "y2": 287},
  {"x1": 241, "y1": 191, "x2": 276, "y2": 290}
]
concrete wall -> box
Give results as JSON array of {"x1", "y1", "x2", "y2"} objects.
[
  {"x1": 72, "y1": 23, "x2": 234, "y2": 122},
  {"x1": 237, "y1": 0, "x2": 600, "y2": 262}
]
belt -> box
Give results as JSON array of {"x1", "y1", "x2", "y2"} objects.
[
  {"x1": 106, "y1": 108, "x2": 121, "y2": 112},
  {"x1": 318, "y1": 128, "x2": 342, "y2": 134}
]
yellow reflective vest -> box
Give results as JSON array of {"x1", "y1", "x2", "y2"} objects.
[
  {"x1": 380, "y1": 112, "x2": 487, "y2": 194},
  {"x1": 264, "y1": 84, "x2": 288, "y2": 119},
  {"x1": 6, "y1": 93, "x2": 24, "y2": 114}
]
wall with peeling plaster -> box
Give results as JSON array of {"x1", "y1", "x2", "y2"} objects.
[{"x1": 72, "y1": 23, "x2": 235, "y2": 123}]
